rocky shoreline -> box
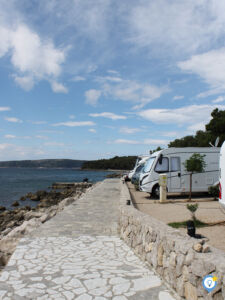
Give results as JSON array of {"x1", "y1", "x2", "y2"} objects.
[{"x1": 0, "y1": 182, "x2": 93, "y2": 269}]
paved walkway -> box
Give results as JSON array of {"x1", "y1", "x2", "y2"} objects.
[{"x1": 0, "y1": 179, "x2": 176, "y2": 299}]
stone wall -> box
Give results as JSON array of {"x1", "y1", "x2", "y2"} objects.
[{"x1": 119, "y1": 181, "x2": 225, "y2": 300}]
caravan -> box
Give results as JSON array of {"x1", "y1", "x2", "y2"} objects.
[
  {"x1": 139, "y1": 147, "x2": 220, "y2": 197},
  {"x1": 128, "y1": 155, "x2": 149, "y2": 180}
]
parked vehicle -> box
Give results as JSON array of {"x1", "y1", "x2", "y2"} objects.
[
  {"x1": 219, "y1": 142, "x2": 225, "y2": 209},
  {"x1": 131, "y1": 163, "x2": 145, "y2": 184},
  {"x1": 139, "y1": 147, "x2": 220, "y2": 198},
  {"x1": 128, "y1": 155, "x2": 149, "y2": 180}
]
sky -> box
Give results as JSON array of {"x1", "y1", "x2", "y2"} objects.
[{"x1": 1, "y1": 0, "x2": 225, "y2": 161}]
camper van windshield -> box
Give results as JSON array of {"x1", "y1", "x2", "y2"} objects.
[
  {"x1": 143, "y1": 157, "x2": 155, "y2": 173},
  {"x1": 136, "y1": 164, "x2": 144, "y2": 173},
  {"x1": 134, "y1": 157, "x2": 142, "y2": 168}
]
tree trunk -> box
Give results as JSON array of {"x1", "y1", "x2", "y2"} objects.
[{"x1": 189, "y1": 173, "x2": 192, "y2": 202}]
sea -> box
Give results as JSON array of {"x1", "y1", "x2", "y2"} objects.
[{"x1": 0, "y1": 168, "x2": 114, "y2": 210}]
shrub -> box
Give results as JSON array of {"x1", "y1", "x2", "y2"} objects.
[
  {"x1": 208, "y1": 185, "x2": 219, "y2": 199},
  {"x1": 133, "y1": 181, "x2": 139, "y2": 191},
  {"x1": 187, "y1": 203, "x2": 198, "y2": 221}
]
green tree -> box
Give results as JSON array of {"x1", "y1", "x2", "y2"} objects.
[
  {"x1": 186, "y1": 204, "x2": 198, "y2": 221},
  {"x1": 82, "y1": 156, "x2": 137, "y2": 170},
  {"x1": 149, "y1": 146, "x2": 162, "y2": 154},
  {"x1": 205, "y1": 108, "x2": 225, "y2": 146},
  {"x1": 184, "y1": 153, "x2": 206, "y2": 201},
  {"x1": 168, "y1": 108, "x2": 225, "y2": 147},
  {"x1": 194, "y1": 130, "x2": 211, "y2": 147},
  {"x1": 168, "y1": 135, "x2": 196, "y2": 147}
]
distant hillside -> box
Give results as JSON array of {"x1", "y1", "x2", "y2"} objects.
[
  {"x1": 82, "y1": 156, "x2": 137, "y2": 170},
  {"x1": 0, "y1": 159, "x2": 86, "y2": 168}
]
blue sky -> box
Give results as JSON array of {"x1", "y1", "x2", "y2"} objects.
[{"x1": 1, "y1": 0, "x2": 225, "y2": 160}]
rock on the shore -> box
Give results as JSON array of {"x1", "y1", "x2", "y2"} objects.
[
  {"x1": 12, "y1": 201, "x2": 19, "y2": 207},
  {"x1": 0, "y1": 182, "x2": 94, "y2": 268},
  {"x1": 106, "y1": 172, "x2": 123, "y2": 178}
]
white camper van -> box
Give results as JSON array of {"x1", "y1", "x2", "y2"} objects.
[
  {"x1": 219, "y1": 142, "x2": 225, "y2": 209},
  {"x1": 139, "y1": 147, "x2": 220, "y2": 197},
  {"x1": 128, "y1": 155, "x2": 149, "y2": 179}
]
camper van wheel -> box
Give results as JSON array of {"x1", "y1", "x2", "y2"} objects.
[{"x1": 152, "y1": 184, "x2": 160, "y2": 199}]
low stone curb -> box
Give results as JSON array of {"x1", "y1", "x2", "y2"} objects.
[{"x1": 118, "y1": 180, "x2": 225, "y2": 300}]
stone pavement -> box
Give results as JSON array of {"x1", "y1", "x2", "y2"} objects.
[{"x1": 0, "y1": 179, "x2": 177, "y2": 299}]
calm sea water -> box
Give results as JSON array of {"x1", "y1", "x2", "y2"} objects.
[{"x1": 0, "y1": 168, "x2": 113, "y2": 209}]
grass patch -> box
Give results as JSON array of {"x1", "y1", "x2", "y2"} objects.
[{"x1": 168, "y1": 219, "x2": 208, "y2": 228}]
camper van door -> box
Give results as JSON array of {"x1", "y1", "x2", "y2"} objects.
[{"x1": 170, "y1": 156, "x2": 181, "y2": 190}]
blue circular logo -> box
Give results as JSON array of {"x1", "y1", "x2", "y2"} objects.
[{"x1": 202, "y1": 275, "x2": 218, "y2": 293}]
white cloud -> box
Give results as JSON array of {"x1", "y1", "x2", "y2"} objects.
[
  {"x1": 138, "y1": 104, "x2": 225, "y2": 126},
  {"x1": 119, "y1": 127, "x2": 141, "y2": 134},
  {"x1": 187, "y1": 122, "x2": 205, "y2": 133},
  {"x1": 0, "y1": 23, "x2": 66, "y2": 92},
  {"x1": 0, "y1": 107, "x2": 10, "y2": 111},
  {"x1": 85, "y1": 89, "x2": 101, "y2": 106},
  {"x1": 127, "y1": 1, "x2": 225, "y2": 56},
  {"x1": 173, "y1": 95, "x2": 184, "y2": 101},
  {"x1": 42, "y1": 1, "x2": 111, "y2": 41},
  {"x1": 89, "y1": 112, "x2": 127, "y2": 120},
  {"x1": 4, "y1": 134, "x2": 16, "y2": 139},
  {"x1": 51, "y1": 81, "x2": 68, "y2": 93},
  {"x1": 89, "y1": 128, "x2": 96, "y2": 133},
  {"x1": 212, "y1": 96, "x2": 225, "y2": 103},
  {"x1": 31, "y1": 121, "x2": 47, "y2": 125},
  {"x1": 0, "y1": 143, "x2": 12, "y2": 150},
  {"x1": 11, "y1": 25, "x2": 64, "y2": 76},
  {"x1": 0, "y1": 27, "x2": 11, "y2": 57},
  {"x1": 113, "y1": 138, "x2": 168, "y2": 145},
  {"x1": 38, "y1": 130, "x2": 63, "y2": 134},
  {"x1": 0, "y1": 143, "x2": 45, "y2": 160},
  {"x1": 5, "y1": 117, "x2": 23, "y2": 123},
  {"x1": 102, "y1": 79, "x2": 168, "y2": 109},
  {"x1": 95, "y1": 76, "x2": 123, "y2": 83},
  {"x1": 178, "y1": 48, "x2": 225, "y2": 95},
  {"x1": 114, "y1": 139, "x2": 139, "y2": 145},
  {"x1": 162, "y1": 131, "x2": 180, "y2": 138},
  {"x1": 143, "y1": 139, "x2": 168, "y2": 146},
  {"x1": 197, "y1": 89, "x2": 222, "y2": 99},
  {"x1": 107, "y1": 70, "x2": 119, "y2": 75},
  {"x1": 52, "y1": 121, "x2": 95, "y2": 127},
  {"x1": 14, "y1": 75, "x2": 34, "y2": 91},
  {"x1": 87, "y1": 64, "x2": 98, "y2": 74}
]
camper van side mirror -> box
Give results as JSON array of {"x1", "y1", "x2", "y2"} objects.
[{"x1": 159, "y1": 154, "x2": 163, "y2": 165}]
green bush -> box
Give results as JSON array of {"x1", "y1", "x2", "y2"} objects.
[
  {"x1": 186, "y1": 203, "x2": 198, "y2": 213},
  {"x1": 186, "y1": 203, "x2": 198, "y2": 221},
  {"x1": 133, "y1": 181, "x2": 139, "y2": 191},
  {"x1": 208, "y1": 185, "x2": 219, "y2": 198}
]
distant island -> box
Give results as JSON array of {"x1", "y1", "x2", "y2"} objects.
[
  {"x1": 0, "y1": 159, "x2": 86, "y2": 168},
  {"x1": 0, "y1": 156, "x2": 137, "y2": 170},
  {"x1": 82, "y1": 156, "x2": 137, "y2": 170}
]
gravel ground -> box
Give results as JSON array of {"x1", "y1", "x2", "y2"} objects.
[{"x1": 127, "y1": 182, "x2": 225, "y2": 252}]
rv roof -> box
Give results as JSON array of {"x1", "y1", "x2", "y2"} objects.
[{"x1": 158, "y1": 147, "x2": 220, "y2": 155}]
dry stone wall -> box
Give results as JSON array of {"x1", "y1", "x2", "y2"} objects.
[{"x1": 118, "y1": 181, "x2": 225, "y2": 300}]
